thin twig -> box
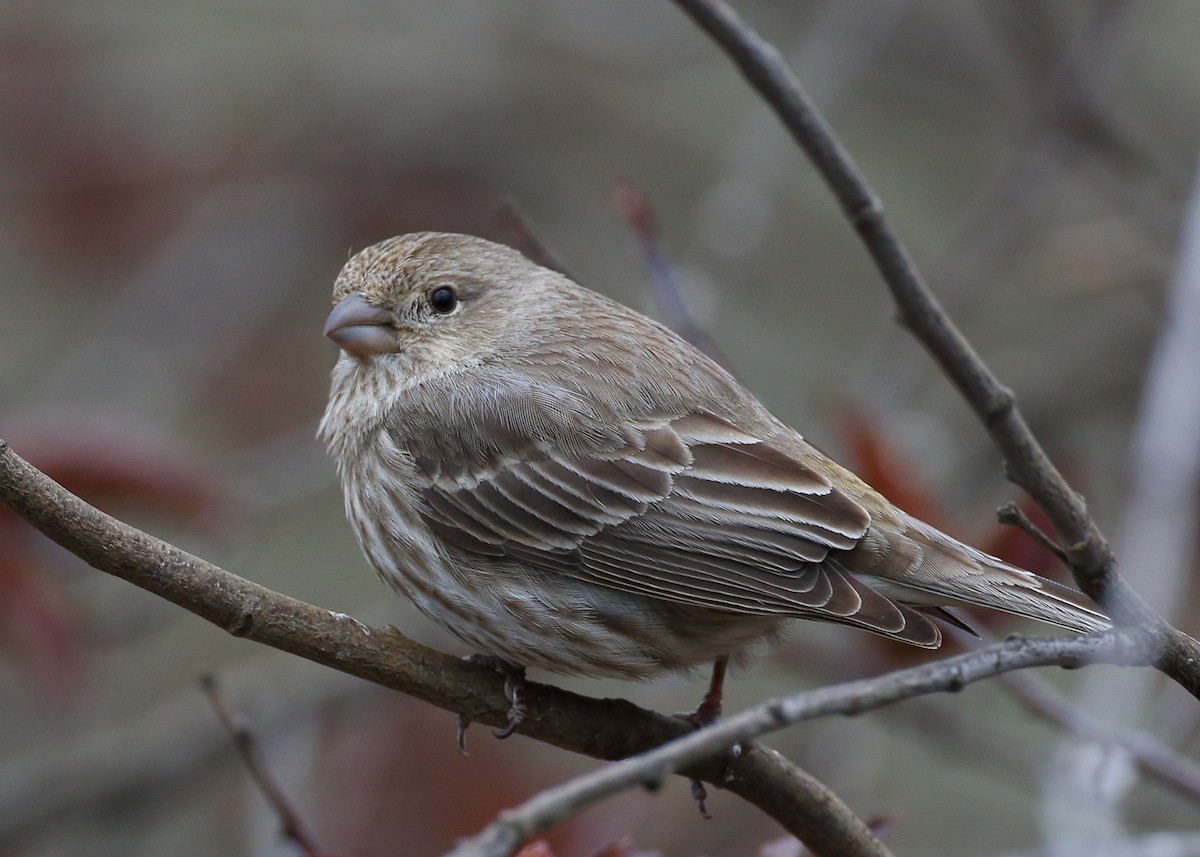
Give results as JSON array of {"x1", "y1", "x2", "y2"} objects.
[
  {"x1": 496, "y1": 200, "x2": 574, "y2": 278},
  {"x1": 996, "y1": 502, "x2": 1069, "y2": 564},
  {"x1": 0, "y1": 650, "x2": 367, "y2": 841},
  {"x1": 199, "y1": 673, "x2": 324, "y2": 856},
  {"x1": 612, "y1": 178, "x2": 731, "y2": 365},
  {"x1": 667, "y1": 0, "x2": 1200, "y2": 699},
  {"x1": 445, "y1": 631, "x2": 1155, "y2": 857}
]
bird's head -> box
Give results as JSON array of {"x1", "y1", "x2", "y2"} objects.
[{"x1": 324, "y1": 232, "x2": 547, "y2": 386}]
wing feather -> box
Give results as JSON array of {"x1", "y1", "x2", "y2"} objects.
[
  {"x1": 413, "y1": 412, "x2": 939, "y2": 643},
  {"x1": 523, "y1": 460, "x2": 648, "y2": 519}
]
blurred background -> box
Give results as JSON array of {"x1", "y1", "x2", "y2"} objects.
[{"x1": 2, "y1": 1, "x2": 1199, "y2": 855}]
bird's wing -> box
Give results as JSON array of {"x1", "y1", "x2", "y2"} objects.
[{"x1": 412, "y1": 411, "x2": 941, "y2": 646}]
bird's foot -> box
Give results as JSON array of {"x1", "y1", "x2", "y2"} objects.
[
  {"x1": 673, "y1": 692, "x2": 723, "y2": 729},
  {"x1": 671, "y1": 703, "x2": 737, "y2": 820},
  {"x1": 456, "y1": 654, "x2": 528, "y2": 753},
  {"x1": 670, "y1": 656, "x2": 737, "y2": 819}
]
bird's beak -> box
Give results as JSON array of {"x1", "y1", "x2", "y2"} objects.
[{"x1": 324, "y1": 292, "x2": 399, "y2": 357}]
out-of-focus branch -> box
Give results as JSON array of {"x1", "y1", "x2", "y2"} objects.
[
  {"x1": 446, "y1": 631, "x2": 1155, "y2": 857},
  {"x1": 496, "y1": 201, "x2": 574, "y2": 278},
  {"x1": 613, "y1": 178, "x2": 731, "y2": 365},
  {"x1": 987, "y1": 829, "x2": 1200, "y2": 857},
  {"x1": 200, "y1": 674, "x2": 324, "y2": 856},
  {"x1": 1039, "y1": 144, "x2": 1200, "y2": 854},
  {"x1": 0, "y1": 647, "x2": 369, "y2": 841},
  {"x1": 1109, "y1": 152, "x2": 1200, "y2": 653},
  {"x1": 1000, "y1": 669, "x2": 1200, "y2": 805},
  {"x1": 940, "y1": 0, "x2": 1142, "y2": 310},
  {"x1": 668, "y1": 0, "x2": 1200, "y2": 699},
  {"x1": 0, "y1": 441, "x2": 880, "y2": 856},
  {"x1": 863, "y1": 0, "x2": 1145, "y2": 408}
]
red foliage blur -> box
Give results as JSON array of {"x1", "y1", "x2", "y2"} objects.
[{"x1": 1, "y1": 412, "x2": 221, "y2": 704}]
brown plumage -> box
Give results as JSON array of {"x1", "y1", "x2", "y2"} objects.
[{"x1": 319, "y1": 232, "x2": 1107, "y2": 687}]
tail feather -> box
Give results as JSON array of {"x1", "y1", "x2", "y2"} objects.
[{"x1": 857, "y1": 514, "x2": 1110, "y2": 636}]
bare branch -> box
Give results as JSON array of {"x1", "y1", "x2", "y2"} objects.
[
  {"x1": 0, "y1": 441, "x2": 879, "y2": 856},
  {"x1": 613, "y1": 177, "x2": 731, "y2": 365},
  {"x1": 200, "y1": 673, "x2": 324, "y2": 856},
  {"x1": 1000, "y1": 669, "x2": 1200, "y2": 806},
  {"x1": 447, "y1": 631, "x2": 1155, "y2": 857},
  {"x1": 996, "y1": 502, "x2": 1069, "y2": 565},
  {"x1": 667, "y1": 0, "x2": 1200, "y2": 698}
]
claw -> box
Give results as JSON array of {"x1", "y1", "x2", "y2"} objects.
[
  {"x1": 461, "y1": 654, "x2": 528, "y2": 741},
  {"x1": 455, "y1": 714, "x2": 471, "y2": 755},
  {"x1": 690, "y1": 779, "x2": 712, "y2": 820},
  {"x1": 492, "y1": 667, "x2": 527, "y2": 739}
]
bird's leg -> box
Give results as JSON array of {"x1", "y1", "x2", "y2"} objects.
[
  {"x1": 456, "y1": 654, "x2": 528, "y2": 753},
  {"x1": 676, "y1": 654, "x2": 729, "y2": 727},
  {"x1": 696, "y1": 654, "x2": 728, "y2": 726},
  {"x1": 673, "y1": 655, "x2": 732, "y2": 819}
]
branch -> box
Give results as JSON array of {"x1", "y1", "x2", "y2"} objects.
[
  {"x1": 0, "y1": 649, "x2": 370, "y2": 841},
  {"x1": 668, "y1": 0, "x2": 1200, "y2": 698},
  {"x1": 200, "y1": 673, "x2": 323, "y2": 856},
  {"x1": 496, "y1": 201, "x2": 574, "y2": 279},
  {"x1": 612, "y1": 177, "x2": 731, "y2": 365},
  {"x1": 0, "y1": 440, "x2": 879, "y2": 857},
  {"x1": 447, "y1": 631, "x2": 1156, "y2": 857},
  {"x1": 999, "y1": 670, "x2": 1200, "y2": 806}
]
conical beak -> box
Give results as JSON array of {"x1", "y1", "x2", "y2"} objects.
[{"x1": 324, "y1": 292, "x2": 398, "y2": 357}]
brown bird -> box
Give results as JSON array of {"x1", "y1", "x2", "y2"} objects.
[{"x1": 319, "y1": 231, "x2": 1107, "y2": 731}]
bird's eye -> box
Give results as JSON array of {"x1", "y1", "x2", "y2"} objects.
[{"x1": 428, "y1": 286, "x2": 458, "y2": 314}]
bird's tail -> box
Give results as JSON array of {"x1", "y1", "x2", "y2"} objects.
[{"x1": 857, "y1": 514, "x2": 1110, "y2": 635}]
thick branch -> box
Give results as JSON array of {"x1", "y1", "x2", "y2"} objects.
[
  {"x1": 669, "y1": 0, "x2": 1200, "y2": 698},
  {"x1": 0, "y1": 441, "x2": 879, "y2": 856}
]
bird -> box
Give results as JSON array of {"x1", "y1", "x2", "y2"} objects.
[{"x1": 319, "y1": 231, "x2": 1108, "y2": 733}]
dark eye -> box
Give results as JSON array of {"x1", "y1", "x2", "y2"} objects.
[{"x1": 428, "y1": 286, "x2": 458, "y2": 314}]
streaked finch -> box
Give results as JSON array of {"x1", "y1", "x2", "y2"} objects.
[{"x1": 319, "y1": 232, "x2": 1107, "y2": 726}]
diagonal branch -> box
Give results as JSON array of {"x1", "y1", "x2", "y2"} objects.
[
  {"x1": 668, "y1": 0, "x2": 1200, "y2": 699},
  {"x1": 199, "y1": 673, "x2": 324, "y2": 856},
  {"x1": 447, "y1": 631, "x2": 1154, "y2": 857},
  {"x1": 0, "y1": 440, "x2": 879, "y2": 857}
]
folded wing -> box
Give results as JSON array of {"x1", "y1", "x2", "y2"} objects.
[{"x1": 414, "y1": 412, "x2": 943, "y2": 647}]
